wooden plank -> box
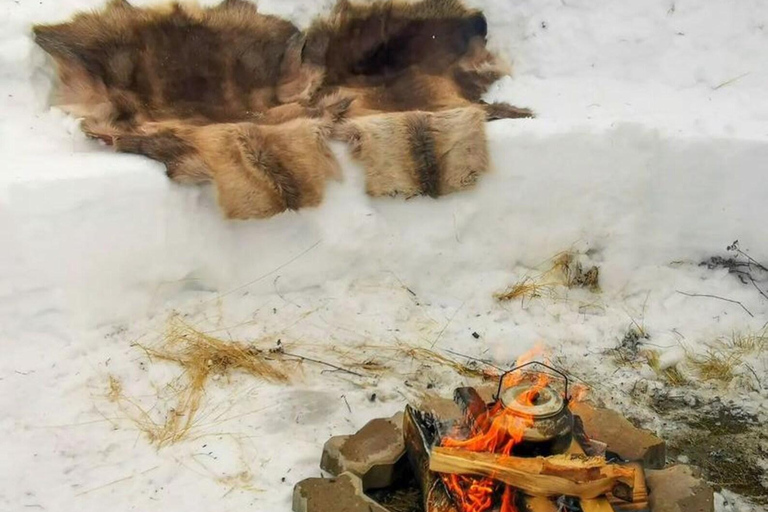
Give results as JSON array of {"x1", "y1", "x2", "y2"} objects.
[
  {"x1": 608, "y1": 462, "x2": 650, "y2": 511},
  {"x1": 429, "y1": 447, "x2": 635, "y2": 500},
  {"x1": 523, "y1": 495, "x2": 559, "y2": 512},
  {"x1": 581, "y1": 499, "x2": 616, "y2": 512},
  {"x1": 568, "y1": 438, "x2": 617, "y2": 512}
]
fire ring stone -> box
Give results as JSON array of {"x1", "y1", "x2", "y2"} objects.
[{"x1": 320, "y1": 412, "x2": 407, "y2": 490}]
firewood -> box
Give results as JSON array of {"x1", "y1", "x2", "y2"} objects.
[
  {"x1": 567, "y1": 438, "x2": 616, "y2": 510},
  {"x1": 522, "y1": 495, "x2": 559, "y2": 512},
  {"x1": 580, "y1": 499, "x2": 615, "y2": 512},
  {"x1": 608, "y1": 462, "x2": 649, "y2": 511},
  {"x1": 429, "y1": 446, "x2": 635, "y2": 500}
]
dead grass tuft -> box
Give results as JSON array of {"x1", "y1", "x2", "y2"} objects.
[
  {"x1": 688, "y1": 350, "x2": 740, "y2": 383},
  {"x1": 495, "y1": 251, "x2": 600, "y2": 303},
  {"x1": 686, "y1": 328, "x2": 766, "y2": 386},
  {"x1": 107, "y1": 315, "x2": 292, "y2": 446},
  {"x1": 644, "y1": 350, "x2": 688, "y2": 387}
]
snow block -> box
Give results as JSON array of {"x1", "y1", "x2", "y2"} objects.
[
  {"x1": 320, "y1": 412, "x2": 406, "y2": 490},
  {"x1": 646, "y1": 465, "x2": 715, "y2": 512},
  {"x1": 292, "y1": 472, "x2": 389, "y2": 512},
  {"x1": 570, "y1": 402, "x2": 666, "y2": 469}
]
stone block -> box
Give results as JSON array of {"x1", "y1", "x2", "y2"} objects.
[
  {"x1": 293, "y1": 472, "x2": 389, "y2": 512},
  {"x1": 417, "y1": 393, "x2": 463, "y2": 421},
  {"x1": 570, "y1": 401, "x2": 666, "y2": 469},
  {"x1": 320, "y1": 412, "x2": 406, "y2": 490},
  {"x1": 646, "y1": 465, "x2": 714, "y2": 512}
]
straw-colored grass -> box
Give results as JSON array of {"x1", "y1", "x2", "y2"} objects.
[
  {"x1": 107, "y1": 316, "x2": 292, "y2": 446},
  {"x1": 686, "y1": 328, "x2": 766, "y2": 385},
  {"x1": 688, "y1": 350, "x2": 740, "y2": 383},
  {"x1": 644, "y1": 350, "x2": 688, "y2": 387},
  {"x1": 105, "y1": 317, "x2": 504, "y2": 446},
  {"x1": 495, "y1": 252, "x2": 600, "y2": 302}
]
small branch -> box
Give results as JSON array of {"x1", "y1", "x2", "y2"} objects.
[
  {"x1": 340, "y1": 394, "x2": 352, "y2": 413},
  {"x1": 281, "y1": 351, "x2": 365, "y2": 378},
  {"x1": 747, "y1": 275, "x2": 768, "y2": 302},
  {"x1": 431, "y1": 301, "x2": 465, "y2": 348},
  {"x1": 734, "y1": 247, "x2": 768, "y2": 273},
  {"x1": 712, "y1": 72, "x2": 750, "y2": 90},
  {"x1": 442, "y1": 349, "x2": 505, "y2": 372},
  {"x1": 744, "y1": 364, "x2": 762, "y2": 388},
  {"x1": 676, "y1": 291, "x2": 754, "y2": 317}
]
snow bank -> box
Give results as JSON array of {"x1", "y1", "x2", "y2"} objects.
[
  {"x1": 3, "y1": 119, "x2": 768, "y2": 336},
  {"x1": 2, "y1": 0, "x2": 767, "y2": 334},
  {"x1": 1, "y1": 1, "x2": 767, "y2": 511}
]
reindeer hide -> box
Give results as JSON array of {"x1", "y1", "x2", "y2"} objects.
[{"x1": 33, "y1": 0, "x2": 532, "y2": 219}]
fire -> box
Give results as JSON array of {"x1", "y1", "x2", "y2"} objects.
[{"x1": 439, "y1": 344, "x2": 553, "y2": 512}]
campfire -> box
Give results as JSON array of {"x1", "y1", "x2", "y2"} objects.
[
  {"x1": 293, "y1": 348, "x2": 700, "y2": 512},
  {"x1": 437, "y1": 361, "x2": 583, "y2": 512}
]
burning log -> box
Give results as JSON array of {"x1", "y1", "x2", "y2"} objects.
[{"x1": 429, "y1": 446, "x2": 635, "y2": 500}]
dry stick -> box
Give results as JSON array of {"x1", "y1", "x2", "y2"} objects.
[
  {"x1": 442, "y1": 348, "x2": 505, "y2": 372},
  {"x1": 197, "y1": 239, "x2": 322, "y2": 308},
  {"x1": 431, "y1": 301, "x2": 465, "y2": 348},
  {"x1": 280, "y1": 351, "x2": 365, "y2": 378},
  {"x1": 676, "y1": 291, "x2": 754, "y2": 317},
  {"x1": 747, "y1": 275, "x2": 768, "y2": 302}
]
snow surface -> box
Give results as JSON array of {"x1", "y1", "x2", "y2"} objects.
[{"x1": 1, "y1": 1, "x2": 767, "y2": 511}]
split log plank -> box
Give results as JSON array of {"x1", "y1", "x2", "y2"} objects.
[
  {"x1": 567, "y1": 438, "x2": 616, "y2": 511},
  {"x1": 580, "y1": 499, "x2": 615, "y2": 512},
  {"x1": 522, "y1": 495, "x2": 559, "y2": 512},
  {"x1": 429, "y1": 446, "x2": 635, "y2": 500},
  {"x1": 608, "y1": 462, "x2": 649, "y2": 511}
]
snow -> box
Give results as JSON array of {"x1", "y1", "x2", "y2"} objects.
[{"x1": 1, "y1": 1, "x2": 767, "y2": 512}]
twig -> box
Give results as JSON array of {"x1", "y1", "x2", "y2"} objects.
[
  {"x1": 341, "y1": 395, "x2": 352, "y2": 413},
  {"x1": 676, "y1": 291, "x2": 754, "y2": 317},
  {"x1": 199, "y1": 240, "x2": 321, "y2": 306},
  {"x1": 442, "y1": 349, "x2": 505, "y2": 371},
  {"x1": 430, "y1": 301, "x2": 465, "y2": 348},
  {"x1": 747, "y1": 275, "x2": 768, "y2": 302},
  {"x1": 281, "y1": 351, "x2": 365, "y2": 378},
  {"x1": 744, "y1": 363, "x2": 762, "y2": 388},
  {"x1": 712, "y1": 72, "x2": 750, "y2": 90}
]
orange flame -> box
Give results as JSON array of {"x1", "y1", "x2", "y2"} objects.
[{"x1": 439, "y1": 344, "x2": 553, "y2": 512}]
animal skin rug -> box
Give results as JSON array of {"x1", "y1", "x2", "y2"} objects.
[{"x1": 34, "y1": 0, "x2": 532, "y2": 219}]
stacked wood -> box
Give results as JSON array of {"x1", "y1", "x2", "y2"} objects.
[{"x1": 429, "y1": 446, "x2": 635, "y2": 499}]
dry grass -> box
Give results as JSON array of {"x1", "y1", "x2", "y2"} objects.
[
  {"x1": 644, "y1": 350, "x2": 688, "y2": 387},
  {"x1": 106, "y1": 317, "x2": 504, "y2": 446},
  {"x1": 686, "y1": 328, "x2": 767, "y2": 385},
  {"x1": 398, "y1": 347, "x2": 499, "y2": 381},
  {"x1": 495, "y1": 252, "x2": 600, "y2": 302},
  {"x1": 689, "y1": 350, "x2": 740, "y2": 383},
  {"x1": 107, "y1": 315, "x2": 292, "y2": 446}
]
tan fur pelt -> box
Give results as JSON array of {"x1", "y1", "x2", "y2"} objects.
[
  {"x1": 336, "y1": 106, "x2": 488, "y2": 198},
  {"x1": 33, "y1": 0, "x2": 533, "y2": 219},
  {"x1": 107, "y1": 119, "x2": 340, "y2": 219}
]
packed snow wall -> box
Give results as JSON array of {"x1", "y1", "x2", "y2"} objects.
[{"x1": 1, "y1": 0, "x2": 767, "y2": 333}]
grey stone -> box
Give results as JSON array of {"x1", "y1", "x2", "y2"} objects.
[
  {"x1": 417, "y1": 393, "x2": 463, "y2": 421},
  {"x1": 320, "y1": 412, "x2": 406, "y2": 490},
  {"x1": 293, "y1": 472, "x2": 389, "y2": 512},
  {"x1": 571, "y1": 401, "x2": 667, "y2": 469},
  {"x1": 646, "y1": 465, "x2": 715, "y2": 512}
]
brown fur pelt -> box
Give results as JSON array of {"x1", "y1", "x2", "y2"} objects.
[
  {"x1": 337, "y1": 106, "x2": 489, "y2": 198},
  {"x1": 33, "y1": 0, "x2": 532, "y2": 219}
]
